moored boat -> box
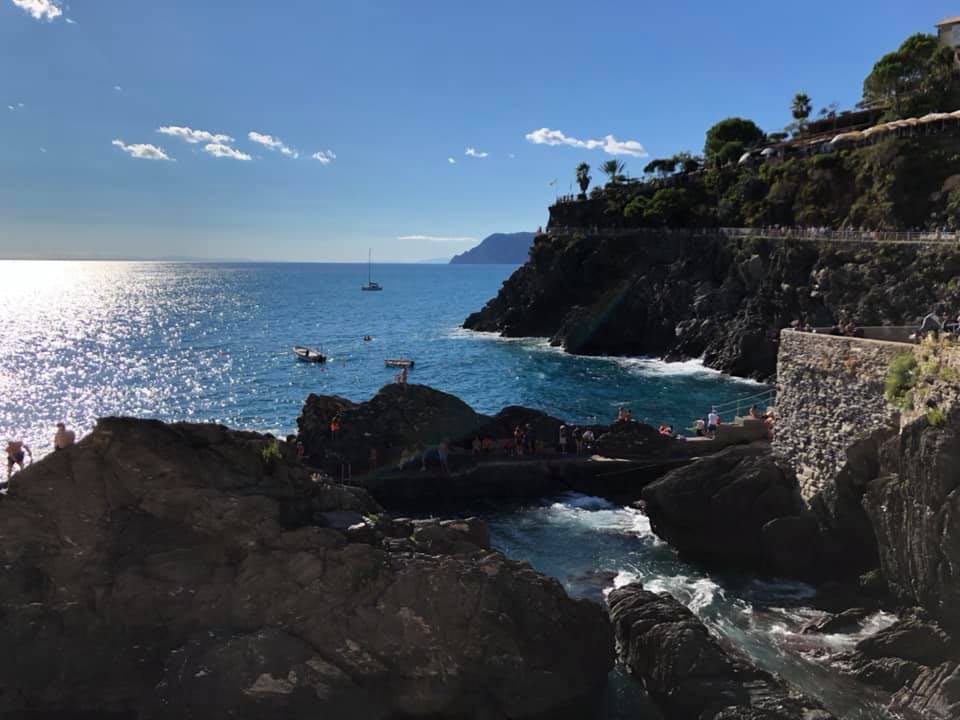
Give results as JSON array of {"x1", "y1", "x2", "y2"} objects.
[
  {"x1": 293, "y1": 345, "x2": 327, "y2": 363},
  {"x1": 384, "y1": 358, "x2": 414, "y2": 368}
]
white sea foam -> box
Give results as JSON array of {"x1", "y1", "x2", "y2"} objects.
[
  {"x1": 558, "y1": 492, "x2": 617, "y2": 511},
  {"x1": 448, "y1": 326, "x2": 766, "y2": 386}
]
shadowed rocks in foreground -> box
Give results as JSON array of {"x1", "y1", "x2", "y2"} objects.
[
  {"x1": 0, "y1": 417, "x2": 613, "y2": 719},
  {"x1": 608, "y1": 583, "x2": 835, "y2": 720}
]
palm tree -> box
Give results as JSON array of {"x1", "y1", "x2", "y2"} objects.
[
  {"x1": 601, "y1": 159, "x2": 626, "y2": 185},
  {"x1": 575, "y1": 162, "x2": 591, "y2": 197},
  {"x1": 791, "y1": 92, "x2": 813, "y2": 128}
]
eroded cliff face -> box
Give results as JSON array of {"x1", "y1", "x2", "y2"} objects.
[
  {"x1": 464, "y1": 233, "x2": 960, "y2": 379},
  {"x1": 0, "y1": 418, "x2": 613, "y2": 719}
]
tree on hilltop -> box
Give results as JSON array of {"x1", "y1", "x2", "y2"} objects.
[
  {"x1": 863, "y1": 33, "x2": 960, "y2": 118},
  {"x1": 575, "y1": 162, "x2": 591, "y2": 197},
  {"x1": 704, "y1": 118, "x2": 765, "y2": 162},
  {"x1": 791, "y1": 92, "x2": 812, "y2": 131},
  {"x1": 601, "y1": 159, "x2": 626, "y2": 185}
]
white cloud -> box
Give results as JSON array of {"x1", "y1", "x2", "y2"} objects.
[
  {"x1": 465, "y1": 147, "x2": 488, "y2": 158},
  {"x1": 112, "y1": 139, "x2": 172, "y2": 161},
  {"x1": 64, "y1": 16, "x2": 75, "y2": 23},
  {"x1": 10, "y1": 0, "x2": 62, "y2": 21},
  {"x1": 447, "y1": 157, "x2": 456, "y2": 164},
  {"x1": 158, "y1": 125, "x2": 232, "y2": 145},
  {"x1": 6, "y1": 105, "x2": 13, "y2": 111},
  {"x1": 524, "y1": 127, "x2": 647, "y2": 158},
  {"x1": 39, "y1": 147, "x2": 46, "y2": 153},
  {"x1": 204, "y1": 142, "x2": 251, "y2": 160},
  {"x1": 248, "y1": 131, "x2": 298, "y2": 158},
  {"x1": 113, "y1": 85, "x2": 122, "y2": 92},
  {"x1": 397, "y1": 234, "x2": 475, "y2": 243},
  {"x1": 17, "y1": 102, "x2": 23, "y2": 108},
  {"x1": 311, "y1": 150, "x2": 336, "y2": 164},
  {"x1": 508, "y1": 153, "x2": 516, "y2": 159}
]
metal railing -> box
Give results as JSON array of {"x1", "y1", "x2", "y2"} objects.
[{"x1": 545, "y1": 226, "x2": 960, "y2": 245}]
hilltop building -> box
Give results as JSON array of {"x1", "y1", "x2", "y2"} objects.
[{"x1": 938, "y1": 16, "x2": 960, "y2": 64}]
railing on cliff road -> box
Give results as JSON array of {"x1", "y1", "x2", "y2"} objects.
[{"x1": 543, "y1": 226, "x2": 960, "y2": 246}]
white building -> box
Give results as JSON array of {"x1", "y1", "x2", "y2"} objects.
[{"x1": 936, "y1": 16, "x2": 960, "y2": 64}]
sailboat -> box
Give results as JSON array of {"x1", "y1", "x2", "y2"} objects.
[{"x1": 361, "y1": 249, "x2": 383, "y2": 291}]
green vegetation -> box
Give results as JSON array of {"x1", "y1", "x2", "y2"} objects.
[
  {"x1": 703, "y1": 117, "x2": 765, "y2": 161},
  {"x1": 260, "y1": 439, "x2": 282, "y2": 466},
  {"x1": 863, "y1": 33, "x2": 960, "y2": 120},
  {"x1": 601, "y1": 159, "x2": 626, "y2": 185},
  {"x1": 926, "y1": 407, "x2": 947, "y2": 427},
  {"x1": 551, "y1": 31, "x2": 960, "y2": 232},
  {"x1": 885, "y1": 352, "x2": 918, "y2": 411},
  {"x1": 575, "y1": 162, "x2": 591, "y2": 197}
]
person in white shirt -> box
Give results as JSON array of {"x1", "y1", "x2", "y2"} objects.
[{"x1": 707, "y1": 409, "x2": 720, "y2": 437}]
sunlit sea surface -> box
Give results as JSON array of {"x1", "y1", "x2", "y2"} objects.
[
  {"x1": 0, "y1": 261, "x2": 890, "y2": 718},
  {"x1": 0, "y1": 260, "x2": 763, "y2": 454}
]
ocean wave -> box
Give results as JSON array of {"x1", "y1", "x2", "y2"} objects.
[
  {"x1": 447, "y1": 326, "x2": 766, "y2": 386},
  {"x1": 553, "y1": 491, "x2": 616, "y2": 510}
]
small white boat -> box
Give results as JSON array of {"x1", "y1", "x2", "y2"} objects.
[
  {"x1": 361, "y1": 249, "x2": 383, "y2": 291},
  {"x1": 293, "y1": 346, "x2": 327, "y2": 363},
  {"x1": 385, "y1": 358, "x2": 414, "y2": 369}
]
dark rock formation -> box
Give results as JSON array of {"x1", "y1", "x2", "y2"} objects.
[
  {"x1": 297, "y1": 383, "x2": 484, "y2": 473},
  {"x1": 640, "y1": 447, "x2": 822, "y2": 576},
  {"x1": 463, "y1": 231, "x2": 960, "y2": 380},
  {"x1": 608, "y1": 583, "x2": 835, "y2": 719},
  {"x1": 863, "y1": 411, "x2": 960, "y2": 630},
  {"x1": 594, "y1": 420, "x2": 676, "y2": 459},
  {"x1": 0, "y1": 417, "x2": 613, "y2": 719},
  {"x1": 449, "y1": 231, "x2": 535, "y2": 265},
  {"x1": 837, "y1": 610, "x2": 960, "y2": 719}
]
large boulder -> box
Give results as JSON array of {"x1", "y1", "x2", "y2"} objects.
[
  {"x1": 608, "y1": 583, "x2": 835, "y2": 720},
  {"x1": 594, "y1": 420, "x2": 677, "y2": 459},
  {"x1": 641, "y1": 447, "x2": 814, "y2": 574},
  {"x1": 297, "y1": 383, "x2": 485, "y2": 473},
  {"x1": 0, "y1": 418, "x2": 614, "y2": 719}
]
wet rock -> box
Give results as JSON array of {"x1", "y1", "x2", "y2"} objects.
[
  {"x1": 608, "y1": 583, "x2": 836, "y2": 720},
  {"x1": 0, "y1": 417, "x2": 614, "y2": 719},
  {"x1": 802, "y1": 608, "x2": 873, "y2": 636}
]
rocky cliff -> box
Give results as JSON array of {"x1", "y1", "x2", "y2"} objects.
[
  {"x1": 464, "y1": 232, "x2": 960, "y2": 379},
  {"x1": 449, "y1": 232, "x2": 535, "y2": 265},
  {"x1": 0, "y1": 417, "x2": 613, "y2": 719}
]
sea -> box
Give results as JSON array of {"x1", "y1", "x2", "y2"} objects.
[{"x1": 0, "y1": 260, "x2": 893, "y2": 718}]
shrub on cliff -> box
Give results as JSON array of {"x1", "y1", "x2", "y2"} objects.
[
  {"x1": 885, "y1": 352, "x2": 918, "y2": 410},
  {"x1": 704, "y1": 117, "x2": 765, "y2": 161}
]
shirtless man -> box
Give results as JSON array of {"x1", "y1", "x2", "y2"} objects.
[
  {"x1": 5, "y1": 439, "x2": 33, "y2": 482},
  {"x1": 53, "y1": 423, "x2": 75, "y2": 450}
]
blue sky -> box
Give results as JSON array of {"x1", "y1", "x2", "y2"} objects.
[{"x1": 0, "y1": 0, "x2": 954, "y2": 261}]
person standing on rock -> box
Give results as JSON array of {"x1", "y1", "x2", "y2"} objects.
[
  {"x1": 438, "y1": 443, "x2": 450, "y2": 474},
  {"x1": 5, "y1": 439, "x2": 33, "y2": 482},
  {"x1": 558, "y1": 425, "x2": 568, "y2": 454},
  {"x1": 707, "y1": 408, "x2": 720, "y2": 438}
]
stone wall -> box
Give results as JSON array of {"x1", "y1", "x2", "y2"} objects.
[{"x1": 774, "y1": 330, "x2": 905, "y2": 500}]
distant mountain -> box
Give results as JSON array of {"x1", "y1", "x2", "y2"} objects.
[{"x1": 449, "y1": 232, "x2": 535, "y2": 265}]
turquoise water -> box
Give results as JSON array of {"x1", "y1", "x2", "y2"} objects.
[
  {"x1": 0, "y1": 261, "x2": 763, "y2": 453},
  {"x1": 0, "y1": 261, "x2": 889, "y2": 718}
]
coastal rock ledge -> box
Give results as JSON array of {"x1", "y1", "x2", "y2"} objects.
[
  {"x1": 0, "y1": 417, "x2": 613, "y2": 719},
  {"x1": 609, "y1": 583, "x2": 835, "y2": 720}
]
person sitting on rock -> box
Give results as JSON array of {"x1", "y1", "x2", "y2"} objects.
[
  {"x1": 692, "y1": 418, "x2": 706, "y2": 436},
  {"x1": 615, "y1": 407, "x2": 628, "y2": 423},
  {"x1": 747, "y1": 405, "x2": 760, "y2": 419},
  {"x1": 53, "y1": 422, "x2": 75, "y2": 450}
]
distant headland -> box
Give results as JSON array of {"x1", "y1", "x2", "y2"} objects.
[{"x1": 449, "y1": 232, "x2": 535, "y2": 265}]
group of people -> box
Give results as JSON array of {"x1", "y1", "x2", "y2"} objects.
[
  {"x1": 919, "y1": 309, "x2": 960, "y2": 338},
  {"x1": 558, "y1": 423, "x2": 594, "y2": 455},
  {"x1": 4, "y1": 422, "x2": 75, "y2": 484},
  {"x1": 614, "y1": 407, "x2": 634, "y2": 423}
]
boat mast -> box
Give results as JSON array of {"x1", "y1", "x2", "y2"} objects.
[{"x1": 368, "y1": 248, "x2": 372, "y2": 284}]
